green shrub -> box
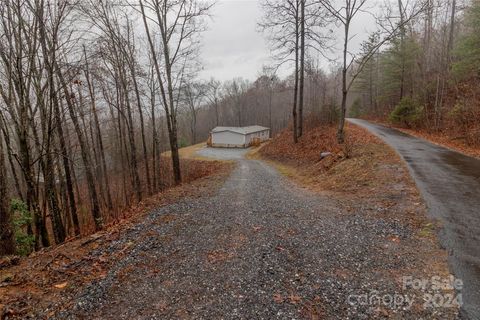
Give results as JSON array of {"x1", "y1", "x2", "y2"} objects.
[
  {"x1": 452, "y1": 1, "x2": 480, "y2": 79},
  {"x1": 10, "y1": 199, "x2": 35, "y2": 256},
  {"x1": 388, "y1": 97, "x2": 424, "y2": 127},
  {"x1": 178, "y1": 137, "x2": 188, "y2": 148}
]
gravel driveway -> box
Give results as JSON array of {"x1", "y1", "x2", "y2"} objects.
[
  {"x1": 56, "y1": 148, "x2": 456, "y2": 319},
  {"x1": 196, "y1": 146, "x2": 250, "y2": 160}
]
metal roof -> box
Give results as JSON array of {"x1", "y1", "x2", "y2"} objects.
[{"x1": 211, "y1": 126, "x2": 270, "y2": 135}]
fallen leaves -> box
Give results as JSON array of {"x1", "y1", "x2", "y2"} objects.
[
  {"x1": 156, "y1": 214, "x2": 177, "y2": 225},
  {"x1": 0, "y1": 256, "x2": 20, "y2": 269},
  {"x1": 388, "y1": 235, "x2": 401, "y2": 243},
  {"x1": 288, "y1": 294, "x2": 302, "y2": 304},
  {"x1": 273, "y1": 293, "x2": 284, "y2": 303},
  {"x1": 260, "y1": 124, "x2": 342, "y2": 164},
  {"x1": 272, "y1": 293, "x2": 302, "y2": 305},
  {"x1": 53, "y1": 282, "x2": 68, "y2": 289},
  {"x1": 206, "y1": 250, "x2": 234, "y2": 264},
  {"x1": 0, "y1": 273, "x2": 14, "y2": 284}
]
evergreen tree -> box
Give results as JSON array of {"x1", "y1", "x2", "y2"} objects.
[
  {"x1": 379, "y1": 36, "x2": 420, "y2": 106},
  {"x1": 453, "y1": 1, "x2": 480, "y2": 78},
  {"x1": 353, "y1": 33, "x2": 380, "y2": 115}
]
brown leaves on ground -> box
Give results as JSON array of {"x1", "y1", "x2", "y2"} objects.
[
  {"x1": 259, "y1": 122, "x2": 400, "y2": 196},
  {"x1": 0, "y1": 159, "x2": 234, "y2": 319},
  {"x1": 271, "y1": 293, "x2": 301, "y2": 305},
  {"x1": 273, "y1": 292, "x2": 324, "y2": 320},
  {"x1": 260, "y1": 125, "x2": 343, "y2": 165},
  {"x1": 288, "y1": 294, "x2": 302, "y2": 304},
  {"x1": 363, "y1": 114, "x2": 480, "y2": 159},
  {"x1": 273, "y1": 293, "x2": 284, "y2": 303},
  {"x1": 395, "y1": 126, "x2": 480, "y2": 159},
  {"x1": 53, "y1": 282, "x2": 68, "y2": 289},
  {"x1": 206, "y1": 250, "x2": 235, "y2": 264}
]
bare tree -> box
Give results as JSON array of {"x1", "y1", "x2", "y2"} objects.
[
  {"x1": 259, "y1": 0, "x2": 301, "y2": 142},
  {"x1": 0, "y1": 134, "x2": 15, "y2": 255},
  {"x1": 206, "y1": 78, "x2": 222, "y2": 127},
  {"x1": 182, "y1": 81, "x2": 207, "y2": 144},
  {"x1": 139, "y1": 0, "x2": 212, "y2": 184},
  {"x1": 0, "y1": 0, "x2": 50, "y2": 248},
  {"x1": 319, "y1": 0, "x2": 425, "y2": 143},
  {"x1": 259, "y1": 0, "x2": 327, "y2": 142}
]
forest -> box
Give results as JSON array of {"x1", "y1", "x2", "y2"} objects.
[{"x1": 0, "y1": 0, "x2": 478, "y2": 256}]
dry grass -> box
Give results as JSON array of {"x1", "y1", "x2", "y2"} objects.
[{"x1": 162, "y1": 142, "x2": 219, "y2": 161}]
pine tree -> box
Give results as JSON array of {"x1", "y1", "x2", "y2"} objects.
[{"x1": 453, "y1": 1, "x2": 480, "y2": 78}]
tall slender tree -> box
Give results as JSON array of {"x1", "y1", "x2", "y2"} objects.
[
  {"x1": 139, "y1": 0, "x2": 211, "y2": 184},
  {"x1": 0, "y1": 135, "x2": 15, "y2": 255}
]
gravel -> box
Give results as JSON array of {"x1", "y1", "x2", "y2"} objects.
[
  {"x1": 196, "y1": 147, "x2": 249, "y2": 160},
  {"x1": 52, "y1": 150, "x2": 457, "y2": 319}
]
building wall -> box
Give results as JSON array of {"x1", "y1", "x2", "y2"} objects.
[
  {"x1": 245, "y1": 130, "x2": 270, "y2": 145},
  {"x1": 211, "y1": 131, "x2": 246, "y2": 147}
]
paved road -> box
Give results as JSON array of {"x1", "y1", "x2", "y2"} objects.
[
  {"x1": 56, "y1": 148, "x2": 453, "y2": 319},
  {"x1": 348, "y1": 118, "x2": 480, "y2": 320}
]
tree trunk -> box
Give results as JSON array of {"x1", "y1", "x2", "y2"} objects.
[
  {"x1": 292, "y1": 3, "x2": 299, "y2": 144},
  {"x1": 84, "y1": 49, "x2": 113, "y2": 211},
  {"x1": 19, "y1": 130, "x2": 49, "y2": 248},
  {"x1": 447, "y1": 0, "x2": 456, "y2": 62},
  {"x1": 128, "y1": 57, "x2": 152, "y2": 195},
  {"x1": 298, "y1": 0, "x2": 305, "y2": 138},
  {"x1": 0, "y1": 116, "x2": 23, "y2": 200},
  {"x1": 398, "y1": 0, "x2": 406, "y2": 100},
  {"x1": 150, "y1": 83, "x2": 159, "y2": 191},
  {"x1": 56, "y1": 67, "x2": 103, "y2": 230},
  {"x1": 119, "y1": 69, "x2": 143, "y2": 201},
  {"x1": 56, "y1": 98, "x2": 80, "y2": 235},
  {"x1": 37, "y1": 26, "x2": 66, "y2": 243},
  {"x1": 337, "y1": 20, "x2": 350, "y2": 144},
  {"x1": 215, "y1": 100, "x2": 219, "y2": 126},
  {"x1": 0, "y1": 136, "x2": 15, "y2": 256},
  {"x1": 139, "y1": 0, "x2": 181, "y2": 184}
]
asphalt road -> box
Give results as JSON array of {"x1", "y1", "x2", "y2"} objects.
[{"x1": 348, "y1": 118, "x2": 480, "y2": 320}]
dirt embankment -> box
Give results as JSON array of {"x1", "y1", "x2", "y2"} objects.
[
  {"x1": 255, "y1": 123, "x2": 415, "y2": 198},
  {"x1": 0, "y1": 157, "x2": 233, "y2": 319},
  {"x1": 362, "y1": 116, "x2": 480, "y2": 160}
]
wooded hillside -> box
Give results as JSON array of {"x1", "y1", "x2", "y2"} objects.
[{"x1": 1, "y1": 0, "x2": 479, "y2": 256}]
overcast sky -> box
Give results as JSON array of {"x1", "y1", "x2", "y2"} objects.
[
  {"x1": 198, "y1": 0, "x2": 271, "y2": 81},
  {"x1": 198, "y1": 0, "x2": 379, "y2": 82}
]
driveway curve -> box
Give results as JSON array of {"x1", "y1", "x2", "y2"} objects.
[{"x1": 348, "y1": 118, "x2": 480, "y2": 320}]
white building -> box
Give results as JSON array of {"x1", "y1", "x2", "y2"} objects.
[{"x1": 210, "y1": 126, "x2": 270, "y2": 148}]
